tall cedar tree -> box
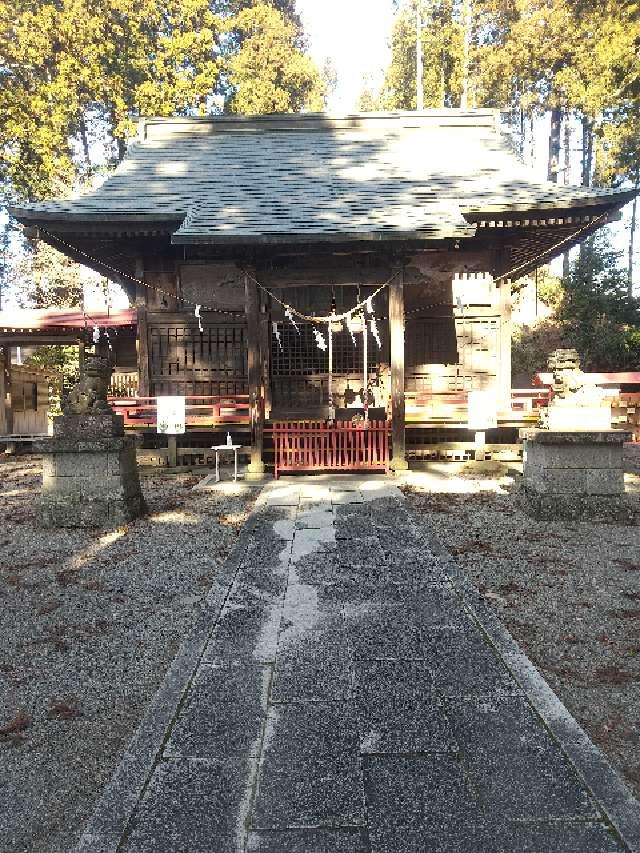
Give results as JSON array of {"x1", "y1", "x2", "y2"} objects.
[{"x1": 0, "y1": 0, "x2": 322, "y2": 310}]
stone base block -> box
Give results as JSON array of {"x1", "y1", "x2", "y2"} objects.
[
  {"x1": 38, "y1": 435, "x2": 146, "y2": 528},
  {"x1": 516, "y1": 484, "x2": 640, "y2": 524},
  {"x1": 520, "y1": 429, "x2": 631, "y2": 499},
  {"x1": 40, "y1": 490, "x2": 146, "y2": 528},
  {"x1": 523, "y1": 464, "x2": 624, "y2": 496},
  {"x1": 52, "y1": 412, "x2": 124, "y2": 438}
]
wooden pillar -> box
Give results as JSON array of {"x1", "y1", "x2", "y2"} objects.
[
  {"x1": 0, "y1": 346, "x2": 7, "y2": 435},
  {"x1": 0, "y1": 346, "x2": 13, "y2": 436},
  {"x1": 389, "y1": 273, "x2": 408, "y2": 471},
  {"x1": 259, "y1": 293, "x2": 272, "y2": 420},
  {"x1": 245, "y1": 274, "x2": 265, "y2": 477},
  {"x1": 498, "y1": 277, "x2": 512, "y2": 413},
  {"x1": 135, "y1": 259, "x2": 150, "y2": 397}
]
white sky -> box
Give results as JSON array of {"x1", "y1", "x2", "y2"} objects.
[{"x1": 296, "y1": 0, "x2": 394, "y2": 112}]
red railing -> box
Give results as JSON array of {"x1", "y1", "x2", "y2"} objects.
[
  {"x1": 107, "y1": 395, "x2": 250, "y2": 428},
  {"x1": 405, "y1": 389, "x2": 551, "y2": 423},
  {"x1": 271, "y1": 420, "x2": 391, "y2": 479}
]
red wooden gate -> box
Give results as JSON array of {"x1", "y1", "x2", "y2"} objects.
[{"x1": 271, "y1": 420, "x2": 391, "y2": 479}]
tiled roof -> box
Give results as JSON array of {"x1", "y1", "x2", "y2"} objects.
[{"x1": 11, "y1": 111, "x2": 634, "y2": 245}]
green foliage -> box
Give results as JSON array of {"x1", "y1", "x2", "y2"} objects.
[
  {"x1": 23, "y1": 345, "x2": 80, "y2": 416},
  {"x1": 225, "y1": 3, "x2": 324, "y2": 114},
  {"x1": 1, "y1": 0, "x2": 224, "y2": 200},
  {"x1": 0, "y1": 0, "x2": 322, "y2": 203},
  {"x1": 512, "y1": 319, "x2": 566, "y2": 378},
  {"x1": 0, "y1": 0, "x2": 322, "y2": 308},
  {"x1": 513, "y1": 234, "x2": 640, "y2": 378},
  {"x1": 380, "y1": 0, "x2": 466, "y2": 109},
  {"x1": 557, "y1": 234, "x2": 639, "y2": 370},
  {"x1": 11, "y1": 240, "x2": 82, "y2": 309}
]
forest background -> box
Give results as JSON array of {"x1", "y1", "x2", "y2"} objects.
[{"x1": 0, "y1": 0, "x2": 638, "y2": 380}]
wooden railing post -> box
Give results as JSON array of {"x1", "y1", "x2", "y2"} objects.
[{"x1": 389, "y1": 271, "x2": 408, "y2": 471}]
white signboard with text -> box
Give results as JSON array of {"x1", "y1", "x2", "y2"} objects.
[
  {"x1": 156, "y1": 396, "x2": 186, "y2": 435},
  {"x1": 467, "y1": 390, "x2": 498, "y2": 431}
]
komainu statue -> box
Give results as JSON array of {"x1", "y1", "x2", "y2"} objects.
[{"x1": 62, "y1": 356, "x2": 113, "y2": 415}]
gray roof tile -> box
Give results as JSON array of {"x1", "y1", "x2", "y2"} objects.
[{"x1": 13, "y1": 111, "x2": 632, "y2": 244}]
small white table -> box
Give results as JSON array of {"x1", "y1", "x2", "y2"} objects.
[{"x1": 212, "y1": 444, "x2": 241, "y2": 482}]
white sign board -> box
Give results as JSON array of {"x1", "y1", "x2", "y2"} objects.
[
  {"x1": 156, "y1": 396, "x2": 186, "y2": 435},
  {"x1": 467, "y1": 390, "x2": 498, "y2": 431}
]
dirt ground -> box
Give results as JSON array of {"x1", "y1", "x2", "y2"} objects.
[
  {"x1": 0, "y1": 455, "x2": 258, "y2": 853},
  {"x1": 403, "y1": 468, "x2": 640, "y2": 802}
]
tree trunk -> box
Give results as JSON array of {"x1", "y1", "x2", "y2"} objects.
[
  {"x1": 579, "y1": 116, "x2": 594, "y2": 269},
  {"x1": 562, "y1": 112, "x2": 572, "y2": 278},
  {"x1": 416, "y1": 2, "x2": 424, "y2": 110},
  {"x1": 581, "y1": 116, "x2": 593, "y2": 187},
  {"x1": 629, "y1": 190, "x2": 638, "y2": 301},
  {"x1": 460, "y1": 0, "x2": 472, "y2": 108},
  {"x1": 547, "y1": 106, "x2": 562, "y2": 183},
  {"x1": 80, "y1": 119, "x2": 91, "y2": 165}
]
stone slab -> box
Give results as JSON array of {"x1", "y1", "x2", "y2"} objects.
[
  {"x1": 164, "y1": 661, "x2": 269, "y2": 761},
  {"x1": 367, "y1": 819, "x2": 623, "y2": 853},
  {"x1": 524, "y1": 464, "x2": 624, "y2": 495},
  {"x1": 521, "y1": 429, "x2": 631, "y2": 445},
  {"x1": 122, "y1": 758, "x2": 248, "y2": 852},
  {"x1": 357, "y1": 688, "x2": 550, "y2": 757},
  {"x1": 252, "y1": 703, "x2": 365, "y2": 830},
  {"x1": 53, "y1": 412, "x2": 125, "y2": 438},
  {"x1": 465, "y1": 743, "x2": 601, "y2": 819},
  {"x1": 202, "y1": 601, "x2": 282, "y2": 663},
  {"x1": 271, "y1": 630, "x2": 353, "y2": 702},
  {"x1": 247, "y1": 829, "x2": 370, "y2": 852}
]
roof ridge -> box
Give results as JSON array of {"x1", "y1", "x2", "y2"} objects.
[{"x1": 138, "y1": 109, "x2": 500, "y2": 141}]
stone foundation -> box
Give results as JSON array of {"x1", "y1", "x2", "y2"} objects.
[
  {"x1": 519, "y1": 428, "x2": 636, "y2": 521},
  {"x1": 35, "y1": 413, "x2": 146, "y2": 527}
]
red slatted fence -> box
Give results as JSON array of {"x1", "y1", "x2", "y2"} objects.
[{"x1": 271, "y1": 420, "x2": 391, "y2": 479}]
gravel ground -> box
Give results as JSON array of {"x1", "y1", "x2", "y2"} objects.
[
  {"x1": 403, "y1": 468, "x2": 640, "y2": 803},
  {"x1": 0, "y1": 455, "x2": 258, "y2": 853}
]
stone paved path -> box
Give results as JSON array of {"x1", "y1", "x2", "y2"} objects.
[{"x1": 77, "y1": 477, "x2": 640, "y2": 853}]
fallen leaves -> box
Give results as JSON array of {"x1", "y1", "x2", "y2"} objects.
[
  {"x1": 0, "y1": 711, "x2": 31, "y2": 742},
  {"x1": 47, "y1": 698, "x2": 83, "y2": 721},
  {"x1": 594, "y1": 665, "x2": 637, "y2": 685}
]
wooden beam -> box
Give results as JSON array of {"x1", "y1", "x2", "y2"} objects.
[
  {"x1": 245, "y1": 273, "x2": 265, "y2": 477},
  {"x1": 389, "y1": 273, "x2": 408, "y2": 471}
]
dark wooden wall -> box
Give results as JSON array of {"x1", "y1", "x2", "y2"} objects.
[{"x1": 133, "y1": 249, "x2": 511, "y2": 414}]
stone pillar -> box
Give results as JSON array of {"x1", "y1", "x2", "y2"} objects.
[
  {"x1": 245, "y1": 274, "x2": 265, "y2": 479},
  {"x1": 389, "y1": 273, "x2": 408, "y2": 471}
]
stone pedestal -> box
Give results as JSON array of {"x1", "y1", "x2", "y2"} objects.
[
  {"x1": 35, "y1": 413, "x2": 146, "y2": 528},
  {"x1": 519, "y1": 428, "x2": 635, "y2": 521}
]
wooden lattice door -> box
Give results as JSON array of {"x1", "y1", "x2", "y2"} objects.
[{"x1": 149, "y1": 321, "x2": 248, "y2": 397}]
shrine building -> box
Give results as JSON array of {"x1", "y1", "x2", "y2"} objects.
[{"x1": 9, "y1": 110, "x2": 635, "y2": 474}]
